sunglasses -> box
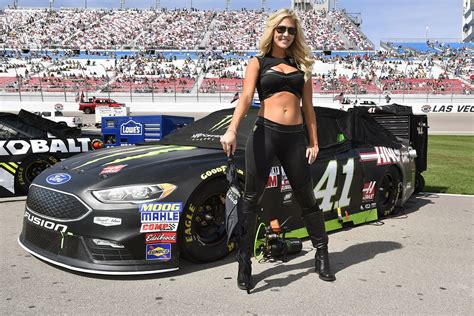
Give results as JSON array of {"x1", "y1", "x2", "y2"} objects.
[{"x1": 275, "y1": 25, "x2": 297, "y2": 36}]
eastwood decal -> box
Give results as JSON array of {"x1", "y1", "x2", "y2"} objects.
[
  {"x1": 145, "y1": 232, "x2": 177, "y2": 244},
  {"x1": 139, "y1": 202, "x2": 182, "y2": 212},
  {"x1": 46, "y1": 173, "x2": 71, "y2": 185},
  {"x1": 141, "y1": 212, "x2": 180, "y2": 223},
  {"x1": 360, "y1": 147, "x2": 400, "y2": 165},
  {"x1": 93, "y1": 217, "x2": 122, "y2": 227},
  {"x1": 140, "y1": 222, "x2": 178, "y2": 233},
  {"x1": 99, "y1": 164, "x2": 127, "y2": 175},
  {"x1": 120, "y1": 120, "x2": 142, "y2": 135},
  {"x1": 0, "y1": 138, "x2": 91, "y2": 156},
  {"x1": 24, "y1": 211, "x2": 67, "y2": 232},
  {"x1": 146, "y1": 243, "x2": 171, "y2": 261}
]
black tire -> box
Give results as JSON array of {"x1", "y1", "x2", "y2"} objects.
[
  {"x1": 414, "y1": 173, "x2": 425, "y2": 194},
  {"x1": 179, "y1": 177, "x2": 235, "y2": 263},
  {"x1": 376, "y1": 166, "x2": 401, "y2": 217},
  {"x1": 83, "y1": 107, "x2": 92, "y2": 114},
  {"x1": 58, "y1": 121, "x2": 67, "y2": 126},
  {"x1": 14, "y1": 154, "x2": 59, "y2": 195}
]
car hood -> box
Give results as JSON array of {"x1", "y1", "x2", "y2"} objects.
[{"x1": 33, "y1": 144, "x2": 224, "y2": 191}]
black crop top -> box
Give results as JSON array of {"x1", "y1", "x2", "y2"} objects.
[{"x1": 255, "y1": 55, "x2": 305, "y2": 101}]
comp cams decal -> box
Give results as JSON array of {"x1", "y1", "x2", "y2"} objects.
[
  {"x1": 140, "y1": 222, "x2": 178, "y2": 233},
  {"x1": 0, "y1": 138, "x2": 91, "y2": 156},
  {"x1": 146, "y1": 243, "x2": 171, "y2": 261}
]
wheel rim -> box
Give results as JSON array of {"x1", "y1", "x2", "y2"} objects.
[
  {"x1": 24, "y1": 160, "x2": 51, "y2": 183},
  {"x1": 378, "y1": 174, "x2": 395, "y2": 207},
  {"x1": 193, "y1": 193, "x2": 226, "y2": 245}
]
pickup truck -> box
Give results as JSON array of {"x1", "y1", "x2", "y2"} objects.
[
  {"x1": 79, "y1": 98, "x2": 125, "y2": 114},
  {"x1": 34, "y1": 110, "x2": 83, "y2": 128}
]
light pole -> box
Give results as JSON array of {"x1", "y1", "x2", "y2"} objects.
[
  {"x1": 155, "y1": 0, "x2": 160, "y2": 10},
  {"x1": 425, "y1": 26, "x2": 430, "y2": 41},
  {"x1": 13, "y1": 66, "x2": 22, "y2": 102},
  {"x1": 120, "y1": 0, "x2": 125, "y2": 10},
  {"x1": 85, "y1": 0, "x2": 87, "y2": 9},
  {"x1": 100, "y1": 64, "x2": 111, "y2": 99},
  {"x1": 49, "y1": 0, "x2": 54, "y2": 11}
]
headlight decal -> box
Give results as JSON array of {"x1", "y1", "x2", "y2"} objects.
[{"x1": 92, "y1": 184, "x2": 177, "y2": 203}]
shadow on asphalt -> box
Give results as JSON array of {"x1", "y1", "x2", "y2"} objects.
[
  {"x1": 250, "y1": 240, "x2": 402, "y2": 294},
  {"x1": 390, "y1": 193, "x2": 434, "y2": 218}
]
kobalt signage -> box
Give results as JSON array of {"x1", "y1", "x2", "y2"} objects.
[{"x1": 0, "y1": 138, "x2": 90, "y2": 156}]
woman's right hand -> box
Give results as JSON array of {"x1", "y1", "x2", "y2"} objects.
[{"x1": 220, "y1": 129, "x2": 237, "y2": 157}]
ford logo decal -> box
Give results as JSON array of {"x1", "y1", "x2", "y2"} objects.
[{"x1": 46, "y1": 173, "x2": 71, "y2": 185}]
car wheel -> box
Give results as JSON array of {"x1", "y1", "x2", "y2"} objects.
[
  {"x1": 179, "y1": 177, "x2": 235, "y2": 263},
  {"x1": 376, "y1": 166, "x2": 401, "y2": 217},
  {"x1": 83, "y1": 107, "x2": 92, "y2": 114},
  {"x1": 414, "y1": 172, "x2": 425, "y2": 194},
  {"x1": 14, "y1": 154, "x2": 59, "y2": 195}
]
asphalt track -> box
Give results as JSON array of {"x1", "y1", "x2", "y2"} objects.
[{"x1": 1, "y1": 194, "x2": 472, "y2": 315}]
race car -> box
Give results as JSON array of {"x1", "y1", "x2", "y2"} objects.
[
  {"x1": 18, "y1": 105, "x2": 428, "y2": 275},
  {"x1": 0, "y1": 110, "x2": 103, "y2": 197}
]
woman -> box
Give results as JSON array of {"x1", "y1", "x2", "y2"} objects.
[{"x1": 220, "y1": 9, "x2": 336, "y2": 292}]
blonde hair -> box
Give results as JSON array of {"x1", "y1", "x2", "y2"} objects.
[{"x1": 258, "y1": 8, "x2": 314, "y2": 81}]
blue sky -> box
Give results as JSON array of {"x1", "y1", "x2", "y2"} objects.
[{"x1": 1, "y1": 0, "x2": 463, "y2": 47}]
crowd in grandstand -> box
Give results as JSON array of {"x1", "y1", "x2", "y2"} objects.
[
  {"x1": 1, "y1": 8, "x2": 374, "y2": 50},
  {"x1": 0, "y1": 8, "x2": 471, "y2": 96}
]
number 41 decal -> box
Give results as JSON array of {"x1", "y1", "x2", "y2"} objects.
[{"x1": 313, "y1": 159, "x2": 354, "y2": 212}]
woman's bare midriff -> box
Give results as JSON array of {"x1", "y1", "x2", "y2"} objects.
[{"x1": 258, "y1": 92, "x2": 303, "y2": 125}]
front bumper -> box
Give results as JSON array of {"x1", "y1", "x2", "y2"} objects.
[
  {"x1": 19, "y1": 221, "x2": 179, "y2": 275},
  {"x1": 19, "y1": 184, "x2": 180, "y2": 275}
]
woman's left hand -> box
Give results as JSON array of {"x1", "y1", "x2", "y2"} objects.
[{"x1": 306, "y1": 145, "x2": 319, "y2": 164}]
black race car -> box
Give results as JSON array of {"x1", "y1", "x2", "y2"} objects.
[
  {"x1": 18, "y1": 105, "x2": 428, "y2": 275},
  {"x1": 0, "y1": 110, "x2": 102, "y2": 197}
]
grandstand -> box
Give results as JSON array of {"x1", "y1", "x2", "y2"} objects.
[
  {"x1": 0, "y1": 7, "x2": 374, "y2": 50},
  {"x1": 0, "y1": 7, "x2": 472, "y2": 101}
]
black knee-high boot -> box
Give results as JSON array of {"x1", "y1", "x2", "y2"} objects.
[
  {"x1": 302, "y1": 209, "x2": 336, "y2": 281},
  {"x1": 236, "y1": 204, "x2": 257, "y2": 293}
]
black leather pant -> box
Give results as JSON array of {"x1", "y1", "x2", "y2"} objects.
[
  {"x1": 243, "y1": 116, "x2": 318, "y2": 213},
  {"x1": 241, "y1": 116, "x2": 328, "y2": 251}
]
